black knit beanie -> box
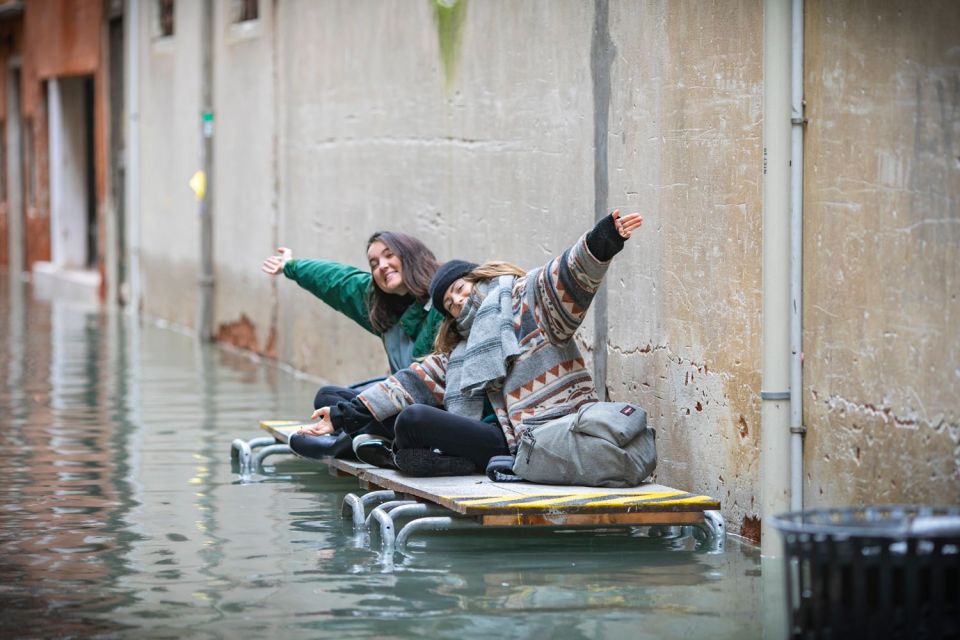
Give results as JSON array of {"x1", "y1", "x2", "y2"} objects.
[{"x1": 429, "y1": 260, "x2": 478, "y2": 316}]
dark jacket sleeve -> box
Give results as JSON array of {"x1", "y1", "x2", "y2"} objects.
[{"x1": 328, "y1": 399, "x2": 374, "y2": 435}]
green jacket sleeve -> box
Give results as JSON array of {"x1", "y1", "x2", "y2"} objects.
[{"x1": 282, "y1": 259, "x2": 377, "y2": 335}]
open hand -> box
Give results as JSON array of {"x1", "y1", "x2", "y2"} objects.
[
  {"x1": 262, "y1": 247, "x2": 293, "y2": 275},
  {"x1": 612, "y1": 210, "x2": 643, "y2": 239},
  {"x1": 297, "y1": 406, "x2": 334, "y2": 436}
]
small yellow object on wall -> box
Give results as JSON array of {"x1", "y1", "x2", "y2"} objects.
[{"x1": 189, "y1": 170, "x2": 207, "y2": 200}]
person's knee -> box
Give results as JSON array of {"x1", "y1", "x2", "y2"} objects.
[
  {"x1": 394, "y1": 405, "x2": 433, "y2": 442},
  {"x1": 313, "y1": 385, "x2": 342, "y2": 410}
]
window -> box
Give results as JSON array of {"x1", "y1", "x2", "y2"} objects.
[
  {"x1": 157, "y1": 0, "x2": 174, "y2": 37},
  {"x1": 234, "y1": 0, "x2": 258, "y2": 23}
]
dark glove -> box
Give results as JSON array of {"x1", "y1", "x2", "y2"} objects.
[
  {"x1": 585, "y1": 213, "x2": 626, "y2": 261},
  {"x1": 328, "y1": 398, "x2": 374, "y2": 435}
]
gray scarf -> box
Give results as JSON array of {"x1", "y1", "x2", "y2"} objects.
[{"x1": 444, "y1": 275, "x2": 520, "y2": 419}]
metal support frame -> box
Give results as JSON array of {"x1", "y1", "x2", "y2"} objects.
[
  {"x1": 252, "y1": 444, "x2": 292, "y2": 470},
  {"x1": 688, "y1": 510, "x2": 726, "y2": 551},
  {"x1": 230, "y1": 436, "x2": 288, "y2": 474},
  {"x1": 365, "y1": 500, "x2": 417, "y2": 529},
  {"x1": 395, "y1": 517, "x2": 481, "y2": 553},
  {"x1": 369, "y1": 503, "x2": 454, "y2": 555},
  {"x1": 334, "y1": 488, "x2": 728, "y2": 558},
  {"x1": 341, "y1": 490, "x2": 396, "y2": 530}
]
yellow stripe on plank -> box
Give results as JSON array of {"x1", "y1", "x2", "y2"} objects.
[
  {"x1": 260, "y1": 420, "x2": 298, "y2": 430},
  {"x1": 448, "y1": 490, "x2": 693, "y2": 510},
  {"x1": 451, "y1": 492, "x2": 610, "y2": 507},
  {"x1": 583, "y1": 494, "x2": 717, "y2": 508},
  {"x1": 577, "y1": 491, "x2": 704, "y2": 507}
]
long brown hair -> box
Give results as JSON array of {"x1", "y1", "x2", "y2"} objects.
[
  {"x1": 366, "y1": 231, "x2": 440, "y2": 333},
  {"x1": 433, "y1": 261, "x2": 528, "y2": 355}
]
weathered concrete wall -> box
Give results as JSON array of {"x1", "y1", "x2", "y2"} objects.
[
  {"x1": 605, "y1": 1, "x2": 764, "y2": 538},
  {"x1": 137, "y1": 1, "x2": 203, "y2": 328},
  {"x1": 270, "y1": 0, "x2": 595, "y2": 383},
  {"x1": 803, "y1": 0, "x2": 960, "y2": 506},
  {"x1": 210, "y1": 4, "x2": 278, "y2": 356},
  {"x1": 131, "y1": 0, "x2": 959, "y2": 535}
]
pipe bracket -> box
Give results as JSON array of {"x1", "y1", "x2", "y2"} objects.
[{"x1": 760, "y1": 390, "x2": 791, "y2": 401}]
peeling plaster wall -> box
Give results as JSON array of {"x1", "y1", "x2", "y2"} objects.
[
  {"x1": 605, "y1": 1, "x2": 764, "y2": 535},
  {"x1": 803, "y1": 0, "x2": 960, "y2": 506}
]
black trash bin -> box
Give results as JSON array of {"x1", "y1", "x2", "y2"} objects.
[{"x1": 770, "y1": 505, "x2": 960, "y2": 640}]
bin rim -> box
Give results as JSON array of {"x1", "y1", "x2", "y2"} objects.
[{"x1": 769, "y1": 504, "x2": 960, "y2": 539}]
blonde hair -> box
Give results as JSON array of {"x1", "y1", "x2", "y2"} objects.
[{"x1": 433, "y1": 261, "x2": 527, "y2": 355}]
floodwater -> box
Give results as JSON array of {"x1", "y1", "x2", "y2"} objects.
[{"x1": 0, "y1": 278, "x2": 784, "y2": 639}]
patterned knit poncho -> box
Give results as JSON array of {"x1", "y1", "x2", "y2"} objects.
[{"x1": 357, "y1": 230, "x2": 616, "y2": 454}]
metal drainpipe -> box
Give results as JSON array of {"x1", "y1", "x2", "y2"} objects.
[
  {"x1": 125, "y1": 0, "x2": 141, "y2": 314},
  {"x1": 789, "y1": 0, "x2": 806, "y2": 512},
  {"x1": 197, "y1": 0, "x2": 215, "y2": 341},
  {"x1": 760, "y1": 0, "x2": 792, "y2": 556}
]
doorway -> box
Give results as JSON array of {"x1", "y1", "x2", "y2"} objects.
[{"x1": 47, "y1": 74, "x2": 96, "y2": 270}]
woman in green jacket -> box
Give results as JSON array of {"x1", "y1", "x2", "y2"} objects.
[{"x1": 261, "y1": 231, "x2": 444, "y2": 458}]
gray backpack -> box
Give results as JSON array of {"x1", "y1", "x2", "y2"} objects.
[{"x1": 512, "y1": 401, "x2": 657, "y2": 487}]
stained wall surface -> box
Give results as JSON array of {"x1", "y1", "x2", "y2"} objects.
[
  {"x1": 130, "y1": 0, "x2": 959, "y2": 535},
  {"x1": 137, "y1": 1, "x2": 203, "y2": 328},
  {"x1": 605, "y1": 0, "x2": 764, "y2": 536},
  {"x1": 802, "y1": 0, "x2": 960, "y2": 506}
]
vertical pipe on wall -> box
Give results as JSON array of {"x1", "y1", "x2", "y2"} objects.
[
  {"x1": 197, "y1": 0, "x2": 215, "y2": 341},
  {"x1": 789, "y1": 0, "x2": 806, "y2": 512},
  {"x1": 760, "y1": 0, "x2": 792, "y2": 556},
  {"x1": 124, "y1": 0, "x2": 141, "y2": 313}
]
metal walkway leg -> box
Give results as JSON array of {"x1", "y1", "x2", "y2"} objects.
[
  {"x1": 373, "y1": 504, "x2": 451, "y2": 555},
  {"x1": 341, "y1": 490, "x2": 396, "y2": 530},
  {"x1": 395, "y1": 516, "x2": 479, "y2": 554},
  {"x1": 690, "y1": 510, "x2": 726, "y2": 551},
  {"x1": 230, "y1": 438, "x2": 252, "y2": 474},
  {"x1": 231, "y1": 436, "x2": 281, "y2": 474},
  {"x1": 365, "y1": 500, "x2": 417, "y2": 530},
  {"x1": 251, "y1": 444, "x2": 292, "y2": 471}
]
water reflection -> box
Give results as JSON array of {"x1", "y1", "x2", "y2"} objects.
[{"x1": 0, "y1": 276, "x2": 768, "y2": 639}]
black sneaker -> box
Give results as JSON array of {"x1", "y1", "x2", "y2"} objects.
[
  {"x1": 289, "y1": 431, "x2": 355, "y2": 460},
  {"x1": 393, "y1": 448, "x2": 477, "y2": 477},
  {"x1": 352, "y1": 434, "x2": 397, "y2": 469}
]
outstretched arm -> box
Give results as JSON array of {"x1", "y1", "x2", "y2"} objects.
[
  {"x1": 532, "y1": 209, "x2": 643, "y2": 345},
  {"x1": 262, "y1": 246, "x2": 377, "y2": 335}
]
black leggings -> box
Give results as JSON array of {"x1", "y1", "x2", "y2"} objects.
[
  {"x1": 313, "y1": 384, "x2": 395, "y2": 439},
  {"x1": 393, "y1": 404, "x2": 509, "y2": 469}
]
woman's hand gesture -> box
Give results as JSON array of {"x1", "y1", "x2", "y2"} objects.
[
  {"x1": 262, "y1": 247, "x2": 293, "y2": 276},
  {"x1": 297, "y1": 406, "x2": 334, "y2": 436},
  {"x1": 611, "y1": 210, "x2": 643, "y2": 239}
]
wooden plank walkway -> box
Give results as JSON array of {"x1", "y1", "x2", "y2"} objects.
[{"x1": 261, "y1": 420, "x2": 720, "y2": 528}]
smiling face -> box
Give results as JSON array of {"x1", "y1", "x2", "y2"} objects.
[
  {"x1": 367, "y1": 240, "x2": 409, "y2": 296},
  {"x1": 442, "y1": 278, "x2": 474, "y2": 319}
]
